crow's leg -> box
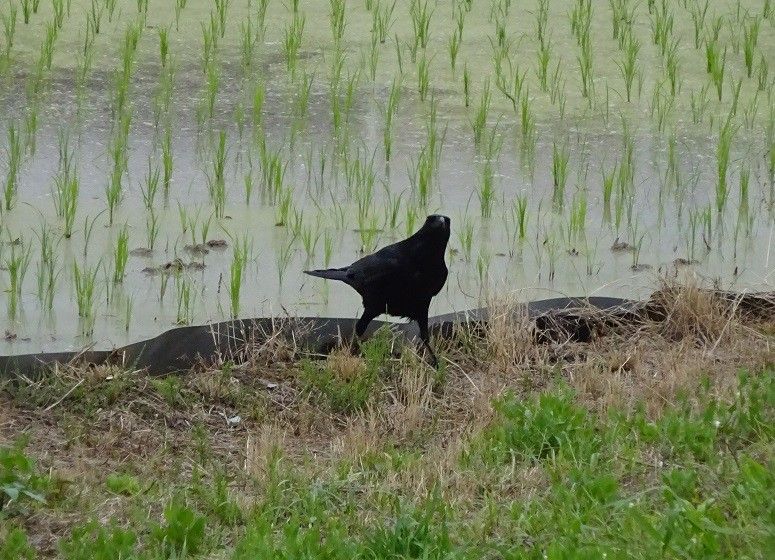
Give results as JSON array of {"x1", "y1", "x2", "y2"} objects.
[
  {"x1": 417, "y1": 314, "x2": 438, "y2": 368},
  {"x1": 351, "y1": 308, "x2": 379, "y2": 355},
  {"x1": 355, "y1": 308, "x2": 379, "y2": 338}
]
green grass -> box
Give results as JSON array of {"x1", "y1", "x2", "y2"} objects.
[{"x1": 3, "y1": 358, "x2": 771, "y2": 558}]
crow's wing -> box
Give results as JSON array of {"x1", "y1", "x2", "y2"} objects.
[{"x1": 345, "y1": 246, "x2": 406, "y2": 294}]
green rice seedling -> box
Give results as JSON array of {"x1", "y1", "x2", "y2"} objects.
[
  {"x1": 382, "y1": 77, "x2": 401, "y2": 161},
  {"x1": 569, "y1": 190, "x2": 588, "y2": 239},
  {"x1": 275, "y1": 237, "x2": 295, "y2": 284},
  {"x1": 743, "y1": 17, "x2": 760, "y2": 78},
  {"x1": 201, "y1": 19, "x2": 215, "y2": 70},
  {"x1": 104, "y1": 0, "x2": 117, "y2": 21},
  {"x1": 35, "y1": 222, "x2": 59, "y2": 309},
  {"x1": 175, "y1": 0, "x2": 187, "y2": 30},
  {"x1": 1, "y1": 4, "x2": 16, "y2": 60},
  {"x1": 601, "y1": 164, "x2": 617, "y2": 216},
  {"x1": 496, "y1": 59, "x2": 526, "y2": 113},
  {"x1": 577, "y1": 35, "x2": 593, "y2": 101},
  {"x1": 665, "y1": 132, "x2": 680, "y2": 189},
  {"x1": 476, "y1": 250, "x2": 490, "y2": 287},
  {"x1": 404, "y1": 204, "x2": 418, "y2": 238},
  {"x1": 240, "y1": 17, "x2": 256, "y2": 70},
  {"x1": 569, "y1": 0, "x2": 591, "y2": 45},
  {"x1": 112, "y1": 225, "x2": 129, "y2": 283},
  {"x1": 515, "y1": 194, "x2": 528, "y2": 240},
  {"x1": 73, "y1": 259, "x2": 99, "y2": 319},
  {"x1": 478, "y1": 159, "x2": 496, "y2": 218},
  {"x1": 536, "y1": 0, "x2": 549, "y2": 43},
  {"x1": 650, "y1": 0, "x2": 673, "y2": 55},
  {"x1": 208, "y1": 131, "x2": 228, "y2": 218},
  {"x1": 53, "y1": 170, "x2": 78, "y2": 238},
  {"x1": 300, "y1": 221, "x2": 320, "y2": 259},
  {"x1": 229, "y1": 236, "x2": 249, "y2": 318},
  {"x1": 688, "y1": 0, "x2": 709, "y2": 49},
  {"x1": 40, "y1": 20, "x2": 58, "y2": 70},
  {"x1": 146, "y1": 208, "x2": 160, "y2": 251},
  {"x1": 357, "y1": 212, "x2": 379, "y2": 253},
  {"x1": 757, "y1": 54, "x2": 769, "y2": 92},
  {"x1": 373, "y1": 0, "x2": 396, "y2": 44},
  {"x1": 383, "y1": 188, "x2": 402, "y2": 229},
  {"x1": 628, "y1": 222, "x2": 645, "y2": 270},
  {"x1": 294, "y1": 70, "x2": 314, "y2": 121},
  {"x1": 330, "y1": 0, "x2": 346, "y2": 44},
  {"x1": 715, "y1": 117, "x2": 735, "y2": 213},
  {"x1": 158, "y1": 269, "x2": 170, "y2": 302},
  {"x1": 21, "y1": 0, "x2": 31, "y2": 24},
  {"x1": 471, "y1": 78, "x2": 491, "y2": 146},
  {"x1": 407, "y1": 146, "x2": 433, "y2": 206},
  {"x1": 552, "y1": 141, "x2": 570, "y2": 208},
  {"x1": 123, "y1": 296, "x2": 133, "y2": 332},
  {"x1": 409, "y1": 0, "x2": 433, "y2": 61},
  {"x1": 609, "y1": 0, "x2": 632, "y2": 42},
  {"x1": 417, "y1": 52, "x2": 431, "y2": 102},
  {"x1": 708, "y1": 43, "x2": 726, "y2": 101},
  {"x1": 323, "y1": 230, "x2": 334, "y2": 266},
  {"x1": 35, "y1": 251, "x2": 58, "y2": 312},
  {"x1": 650, "y1": 81, "x2": 674, "y2": 134},
  {"x1": 738, "y1": 165, "x2": 750, "y2": 211},
  {"x1": 252, "y1": 80, "x2": 265, "y2": 133},
  {"x1": 87, "y1": 0, "x2": 103, "y2": 35},
  {"x1": 4, "y1": 242, "x2": 31, "y2": 318},
  {"x1": 161, "y1": 125, "x2": 173, "y2": 194},
  {"x1": 275, "y1": 187, "x2": 293, "y2": 226},
  {"x1": 243, "y1": 168, "x2": 254, "y2": 207},
  {"x1": 214, "y1": 0, "x2": 228, "y2": 37},
  {"x1": 282, "y1": 13, "x2": 305, "y2": 78},
  {"x1": 536, "y1": 38, "x2": 551, "y2": 93},
  {"x1": 198, "y1": 213, "x2": 212, "y2": 246},
  {"x1": 690, "y1": 83, "x2": 711, "y2": 124},
  {"x1": 205, "y1": 59, "x2": 220, "y2": 119},
  {"x1": 141, "y1": 158, "x2": 160, "y2": 210},
  {"x1": 342, "y1": 69, "x2": 360, "y2": 132},
  {"x1": 455, "y1": 218, "x2": 474, "y2": 260},
  {"x1": 663, "y1": 38, "x2": 680, "y2": 96},
  {"x1": 289, "y1": 207, "x2": 304, "y2": 238},
  {"x1": 367, "y1": 32, "x2": 379, "y2": 81},
  {"x1": 742, "y1": 92, "x2": 760, "y2": 131},
  {"x1": 175, "y1": 274, "x2": 194, "y2": 325},
  {"x1": 50, "y1": 0, "x2": 64, "y2": 27},
  {"x1": 393, "y1": 33, "x2": 403, "y2": 74},
  {"x1": 106, "y1": 157, "x2": 124, "y2": 227},
  {"x1": 255, "y1": 0, "x2": 269, "y2": 34},
  {"x1": 76, "y1": 40, "x2": 94, "y2": 93},
  {"x1": 768, "y1": 104, "x2": 775, "y2": 183},
  {"x1": 137, "y1": 0, "x2": 149, "y2": 13},
  {"x1": 520, "y1": 88, "x2": 534, "y2": 141},
  {"x1": 177, "y1": 202, "x2": 189, "y2": 238},
  {"x1": 729, "y1": 78, "x2": 743, "y2": 118},
  {"x1": 462, "y1": 61, "x2": 471, "y2": 107},
  {"x1": 3, "y1": 121, "x2": 22, "y2": 211},
  {"x1": 448, "y1": 29, "x2": 461, "y2": 75},
  {"x1": 158, "y1": 26, "x2": 169, "y2": 68}
]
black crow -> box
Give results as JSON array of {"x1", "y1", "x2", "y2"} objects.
[{"x1": 304, "y1": 215, "x2": 451, "y2": 366}]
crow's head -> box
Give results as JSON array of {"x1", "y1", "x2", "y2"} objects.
[{"x1": 418, "y1": 214, "x2": 451, "y2": 246}]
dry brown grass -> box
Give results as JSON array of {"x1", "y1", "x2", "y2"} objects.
[{"x1": 1, "y1": 281, "x2": 773, "y2": 555}]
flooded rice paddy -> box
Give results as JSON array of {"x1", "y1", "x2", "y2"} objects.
[{"x1": 0, "y1": 0, "x2": 774, "y2": 353}]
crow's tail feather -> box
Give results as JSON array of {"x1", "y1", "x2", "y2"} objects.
[{"x1": 303, "y1": 267, "x2": 349, "y2": 281}]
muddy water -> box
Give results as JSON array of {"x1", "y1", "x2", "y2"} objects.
[{"x1": 0, "y1": 0, "x2": 773, "y2": 353}]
